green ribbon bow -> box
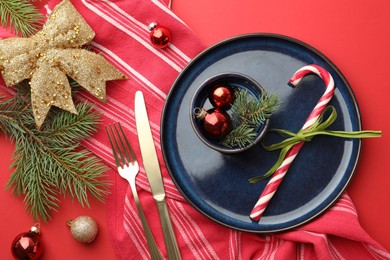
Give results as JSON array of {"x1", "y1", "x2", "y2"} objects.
[{"x1": 248, "y1": 105, "x2": 382, "y2": 184}]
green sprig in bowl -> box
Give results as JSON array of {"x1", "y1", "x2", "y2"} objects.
[{"x1": 190, "y1": 72, "x2": 277, "y2": 154}]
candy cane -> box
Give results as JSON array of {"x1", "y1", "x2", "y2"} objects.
[{"x1": 250, "y1": 64, "x2": 335, "y2": 221}]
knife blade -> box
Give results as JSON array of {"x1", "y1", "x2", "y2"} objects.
[{"x1": 134, "y1": 91, "x2": 181, "y2": 260}]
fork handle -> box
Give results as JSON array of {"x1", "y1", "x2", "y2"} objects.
[
  {"x1": 157, "y1": 199, "x2": 182, "y2": 260},
  {"x1": 129, "y1": 181, "x2": 162, "y2": 260}
]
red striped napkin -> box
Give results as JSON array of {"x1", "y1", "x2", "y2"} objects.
[{"x1": 2, "y1": 0, "x2": 389, "y2": 259}]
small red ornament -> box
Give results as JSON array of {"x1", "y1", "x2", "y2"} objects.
[
  {"x1": 209, "y1": 84, "x2": 235, "y2": 109},
  {"x1": 195, "y1": 108, "x2": 232, "y2": 139},
  {"x1": 11, "y1": 224, "x2": 43, "y2": 260},
  {"x1": 148, "y1": 22, "x2": 171, "y2": 49}
]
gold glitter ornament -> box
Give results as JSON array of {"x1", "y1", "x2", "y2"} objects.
[
  {"x1": 0, "y1": 0, "x2": 126, "y2": 128},
  {"x1": 67, "y1": 216, "x2": 98, "y2": 244}
]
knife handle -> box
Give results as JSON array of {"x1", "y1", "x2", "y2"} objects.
[{"x1": 157, "y1": 199, "x2": 182, "y2": 260}]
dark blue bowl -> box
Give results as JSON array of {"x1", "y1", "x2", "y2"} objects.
[{"x1": 190, "y1": 72, "x2": 269, "y2": 153}]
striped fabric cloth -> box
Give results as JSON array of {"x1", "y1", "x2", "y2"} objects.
[{"x1": 2, "y1": 0, "x2": 390, "y2": 259}]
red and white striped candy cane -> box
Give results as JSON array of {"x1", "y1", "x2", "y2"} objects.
[{"x1": 250, "y1": 64, "x2": 335, "y2": 221}]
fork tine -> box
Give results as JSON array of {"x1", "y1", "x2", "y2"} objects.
[
  {"x1": 105, "y1": 125, "x2": 121, "y2": 167},
  {"x1": 117, "y1": 123, "x2": 137, "y2": 163},
  {"x1": 113, "y1": 123, "x2": 132, "y2": 165}
]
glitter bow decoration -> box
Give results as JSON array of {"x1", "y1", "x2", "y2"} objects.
[{"x1": 0, "y1": 0, "x2": 126, "y2": 128}]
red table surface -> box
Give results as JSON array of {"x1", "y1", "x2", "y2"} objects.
[{"x1": 1, "y1": 1, "x2": 389, "y2": 259}]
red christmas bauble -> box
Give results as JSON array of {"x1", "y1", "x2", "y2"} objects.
[
  {"x1": 148, "y1": 22, "x2": 171, "y2": 49},
  {"x1": 209, "y1": 84, "x2": 235, "y2": 109},
  {"x1": 11, "y1": 225, "x2": 43, "y2": 260},
  {"x1": 196, "y1": 108, "x2": 232, "y2": 139}
]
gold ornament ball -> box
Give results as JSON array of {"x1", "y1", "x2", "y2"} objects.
[{"x1": 67, "y1": 216, "x2": 98, "y2": 243}]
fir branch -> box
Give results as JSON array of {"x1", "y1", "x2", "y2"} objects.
[
  {"x1": 44, "y1": 103, "x2": 101, "y2": 145},
  {"x1": 0, "y1": 0, "x2": 43, "y2": 37},
  {"x1": 0, "y1": 88, "x2": 110, "y2": 222},
  {"x1": 231, "y1": 89, "x2": 279, "y2": 127},
  {"x1": 221, "y1": 89, "x2": 280, "y2": 148},
  {"x1": 221, "y1": 124, "x2": 257, "y2": 148}
]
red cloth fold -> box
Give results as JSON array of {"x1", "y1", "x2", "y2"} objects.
[{"x1": 2, "y1": 0, "x2": 389, "y2": 259}]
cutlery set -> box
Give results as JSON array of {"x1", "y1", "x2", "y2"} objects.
[{"x1": 106, "y1": 91, "x2": 181, "y2": 260}]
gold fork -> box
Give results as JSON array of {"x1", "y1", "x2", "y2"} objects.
[{"x1": 106, "y1": 123, "x2": 162, "y2": 260}]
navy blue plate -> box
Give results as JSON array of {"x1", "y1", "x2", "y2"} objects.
[{"x1": 161, "y1": 34, "x2": 361, "y2": 232}]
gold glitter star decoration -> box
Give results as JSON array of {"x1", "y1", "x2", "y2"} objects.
[{"x1": 0, "y1": 0, "x2": 126, "y2": 128}]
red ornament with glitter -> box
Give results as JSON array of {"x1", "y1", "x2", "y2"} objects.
[
  {"x1": 195, "y1": 108, "x2": 233, "y2": 139},
  {"x1": 209, "y1": 84, "x2": 235, "y2": 109},
  {"x1": 148, "y1": 22, "x2": 171, "y2": 49},
  {"x1": 11, "y1": 224, "x2": 43, "y2": 260}
]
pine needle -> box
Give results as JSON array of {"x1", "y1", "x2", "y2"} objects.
[
  {"x1": 221, "y1": 89, "x2": 280, "y2": 148},
  {"x1": 0, "y1": 86, "x2": 110, "y2": 222},
  {"x1": 221, "y1": 124, "x2": 257, "y2": 148},
  {"x1": 0, "y1": 0, "x2": 43, "y2": 37},
  {"x1": 231, "y1": 89, "x2": 279, "y2": 127}
]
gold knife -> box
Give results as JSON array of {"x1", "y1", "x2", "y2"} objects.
[{"x1": 134, "y1": 91, "x2": 181, "y2": 260}]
